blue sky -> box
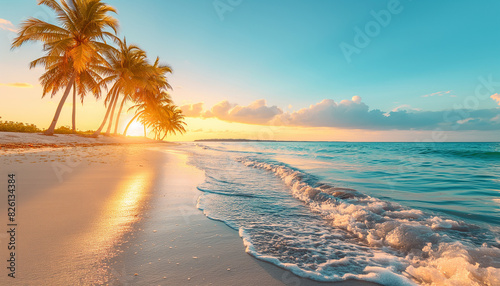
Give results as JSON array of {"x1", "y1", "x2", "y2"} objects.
[
  {"x1": 102, "y1": 0, "x2": 500, "y2": 110},
  {"x1": 1, "y1": 0, "x2": 500, "y2": 141}
]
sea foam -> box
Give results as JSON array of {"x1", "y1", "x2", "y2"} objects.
[{"x1": 240, "y1": 158, "x2": 500, "y2": 285}]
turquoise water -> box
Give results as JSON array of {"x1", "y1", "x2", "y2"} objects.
[{"x1": 184, "y1": 142, "x2": 500, "y2": 285}]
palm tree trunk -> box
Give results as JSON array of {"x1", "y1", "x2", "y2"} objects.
[
  {"x1": 123, "y1": 112, "x2": 141, "y2": 136},
  {"x1": 161, "y1": 133, "x2": 167, "y2": 140},
  {"x1": 105, "y1": 94, "x2": 119, "y2": 136},
  {"x1": 113, "y1": 96, "x2": 127, "y2": 135},
  {"x1": 143, "y1": 124, "x2": 147, "y2": 138},
  {"x1": 44, "y1": 75, "x2": 76, "y2": 135},
  {"x1": 71, "y1": 81, "x2": 76, "y2": 133},
  {"x1": 92, "y1": 93, "x2": 117, "y2": 137}
]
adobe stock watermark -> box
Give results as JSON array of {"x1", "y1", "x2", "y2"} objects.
[
  {"x1": 387, "y1": 73, "x2": 500, "y2": 189},
  {"x1": 339, "y1": 0, "x2": 406, "y2": 63},
  {"x1": 213, "y1": 0, "x2": 243, "y2": 21},
  {"x1": 6, "y1": 3, "x2": 56, "y2": 53},
  {"x1": 421, "y1": 74, "x2": 500, "y2": 144},
  {"x1": 51, "y1": 151, "x2": 86, "y2": 183}
]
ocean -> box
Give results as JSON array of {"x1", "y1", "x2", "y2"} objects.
[{"x1": 182, "y1": 142, "x2": 500, "y2": 285}]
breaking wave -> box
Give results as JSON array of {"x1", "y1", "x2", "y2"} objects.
[{"x1": 239, "y1": 158, "x2": 500, "y2": 285}]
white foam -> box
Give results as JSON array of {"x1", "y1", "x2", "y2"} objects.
[{"x1": 240, "y1": 158, "x2": 500, "y2": 285}]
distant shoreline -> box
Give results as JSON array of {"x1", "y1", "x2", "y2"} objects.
[
  {"x1": 193, "y1": 139, "x2": 499, "y2": 143},
  {"x1": 194, "y1": 139, "x2": 346, "y2": 143}
]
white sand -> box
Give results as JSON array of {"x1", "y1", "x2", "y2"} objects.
[{"x1": 0, "y1": 131, "x2": 159, "y2": 146}]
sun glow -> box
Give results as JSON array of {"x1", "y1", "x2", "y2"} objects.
[{"x1": 126, "y1": 120, "x2": 145, "y2": 137}]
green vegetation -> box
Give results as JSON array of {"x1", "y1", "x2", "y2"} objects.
[
  {"x1": 0, "y1": 120, "x2": 41, "y2": 133},
  {"x1": 0, "y1": 119, "x2": 98, "y2": 135},
  {"x1": 11, "y1": 0, "x2": 186, "y2": 140},
  {"x1": 53, "y1": 126, "x2": 73, "y2": 134}
]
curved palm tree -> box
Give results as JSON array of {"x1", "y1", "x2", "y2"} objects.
[
  {"x1": 92, "y1": 47, "x2": 173, "y2": 137},
  {"x1": 123, "y1": 91, "x2": 173, "y2": 137},
  {"x1": 156, "y1": 105, "x2": 186, "y2": 140},
  {"x1": 91, "y1": 38, "x2": 149, "y2": 137},
  {"x1": 138, "y1": 104, "x2": 186, "y2": 140},
  {"x1": 11, "y1": 0, "x2": 118, "y2": 135},
  {"x1": 113, "y1": 58, "x2": 171, "y2": 135},
  {"x1": 119, "y1": 56, "x2": 173, "y2": 137}
]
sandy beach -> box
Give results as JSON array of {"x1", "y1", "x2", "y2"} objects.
[
  {"x1": 0, "y1": 133, "x2": 380, "y2": 285},
  {"x1": 0, "y1": 131, "x2": 160, "y2": 151}
]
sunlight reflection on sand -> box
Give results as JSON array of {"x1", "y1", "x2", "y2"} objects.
[{"x1": 72, "y1": 169, "x2": 154, "y2": 284}]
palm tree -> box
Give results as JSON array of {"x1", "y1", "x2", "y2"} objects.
[
  {"x1": 33, "y1": 53, "x2": 109, "y2": 132},
  {"x1": 91, "y1": 39, "x2": 148, "y2": 137},
  {"x1": 116, "y1": 57, "x2": 172, "y2": 137},
  {"x1": 103, "y1": 38, "x2": 150, "y2": 136},
  {"x1": 92, "y1": 45, "x2": 174, "y2": 137},
  {"x1": 134, "y1": 104, "x2": 185, "y2": 140},
  {"x1": 11, "y1": 0, "x2": 118, "y2": 135},
  {"x1": 123, "y1": 91, "x2": 173, "y2": 137},
  {"x1": 72, "y1": 82, "x2": 76, "y2": 132},
  {"x1": 156, "y1": 105, "x2": 186, "y2": 140}
]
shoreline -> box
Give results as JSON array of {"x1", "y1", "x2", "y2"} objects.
[
  {"x1": 0, "y1": 137, "x2": 380, "y2": 285},
  {"x1": 107, "y1": 146, "x2": 381, "y2": 285}
]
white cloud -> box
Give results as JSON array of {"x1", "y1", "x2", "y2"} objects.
[
  {"x1": 225, "y1": 99, "x2": 282, "y2": 124},
  {"x1": 180, "y1": 102, "x2": 204, "y2": 117},
  {"x1": 422, "y1": 90, "x2": 453, "y2": 98},
  {"x1": 181, "y1": 99, "x2": 283, "y2": 125},
  {"x1": 491, "y1": 93, "x2": 500, "y2": 106}
]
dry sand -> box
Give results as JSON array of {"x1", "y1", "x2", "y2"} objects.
[{"x1": 0, "y1": 132, "x2": 380, "y2": 285}]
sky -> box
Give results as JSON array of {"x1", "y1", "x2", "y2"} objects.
[{"x1": 1, "y1": 0, "x2": 500, "y2": 141}]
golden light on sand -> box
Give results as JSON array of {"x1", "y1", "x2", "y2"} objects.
[
  {"x1": 91, "y1": 169, "x2": 152, "y2": 249},
  {"x1": 73, "y1": 169, "x2": 153, "y2": 284}
]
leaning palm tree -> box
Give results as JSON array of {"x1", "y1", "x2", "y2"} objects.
[
  {"x1": 11, "y1": 0, "x2": 119, "y2": 135},
  {"x1": 91, "y1": 39, "x2": 149, "y2": 137},
  {"x1": 138, "y1": 104, "x2": 185, "y2": 140},
  {"x1": 101, "y1": 38, "x2": 151, "y2": 136},
  {"x1": 92, "y1": 50, "x2": 173, "y2": 137},
  {"x1": 156, "y1": 105, "x2": 186, "y2": 140},
  {"x1": 113, "y1": 57, "x2": 171, "y2": 135},
  {"x1": 123, "y1": 91, "x2": 173, "y2": 137},
  {"x1": 118, "y1": 58, "x2": 173, "y2": 137}
]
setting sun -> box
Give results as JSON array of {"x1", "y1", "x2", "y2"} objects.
[{"x1": 125, "y1": 120, "x2": 145, "y2": 137}]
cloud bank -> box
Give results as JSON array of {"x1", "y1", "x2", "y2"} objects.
[
  {"x1": 273, "y1": 96, "x2": 500, "y2": 130},
  {"x1": 182, "y1": 96, "x2": 500, "y2": 131}
]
